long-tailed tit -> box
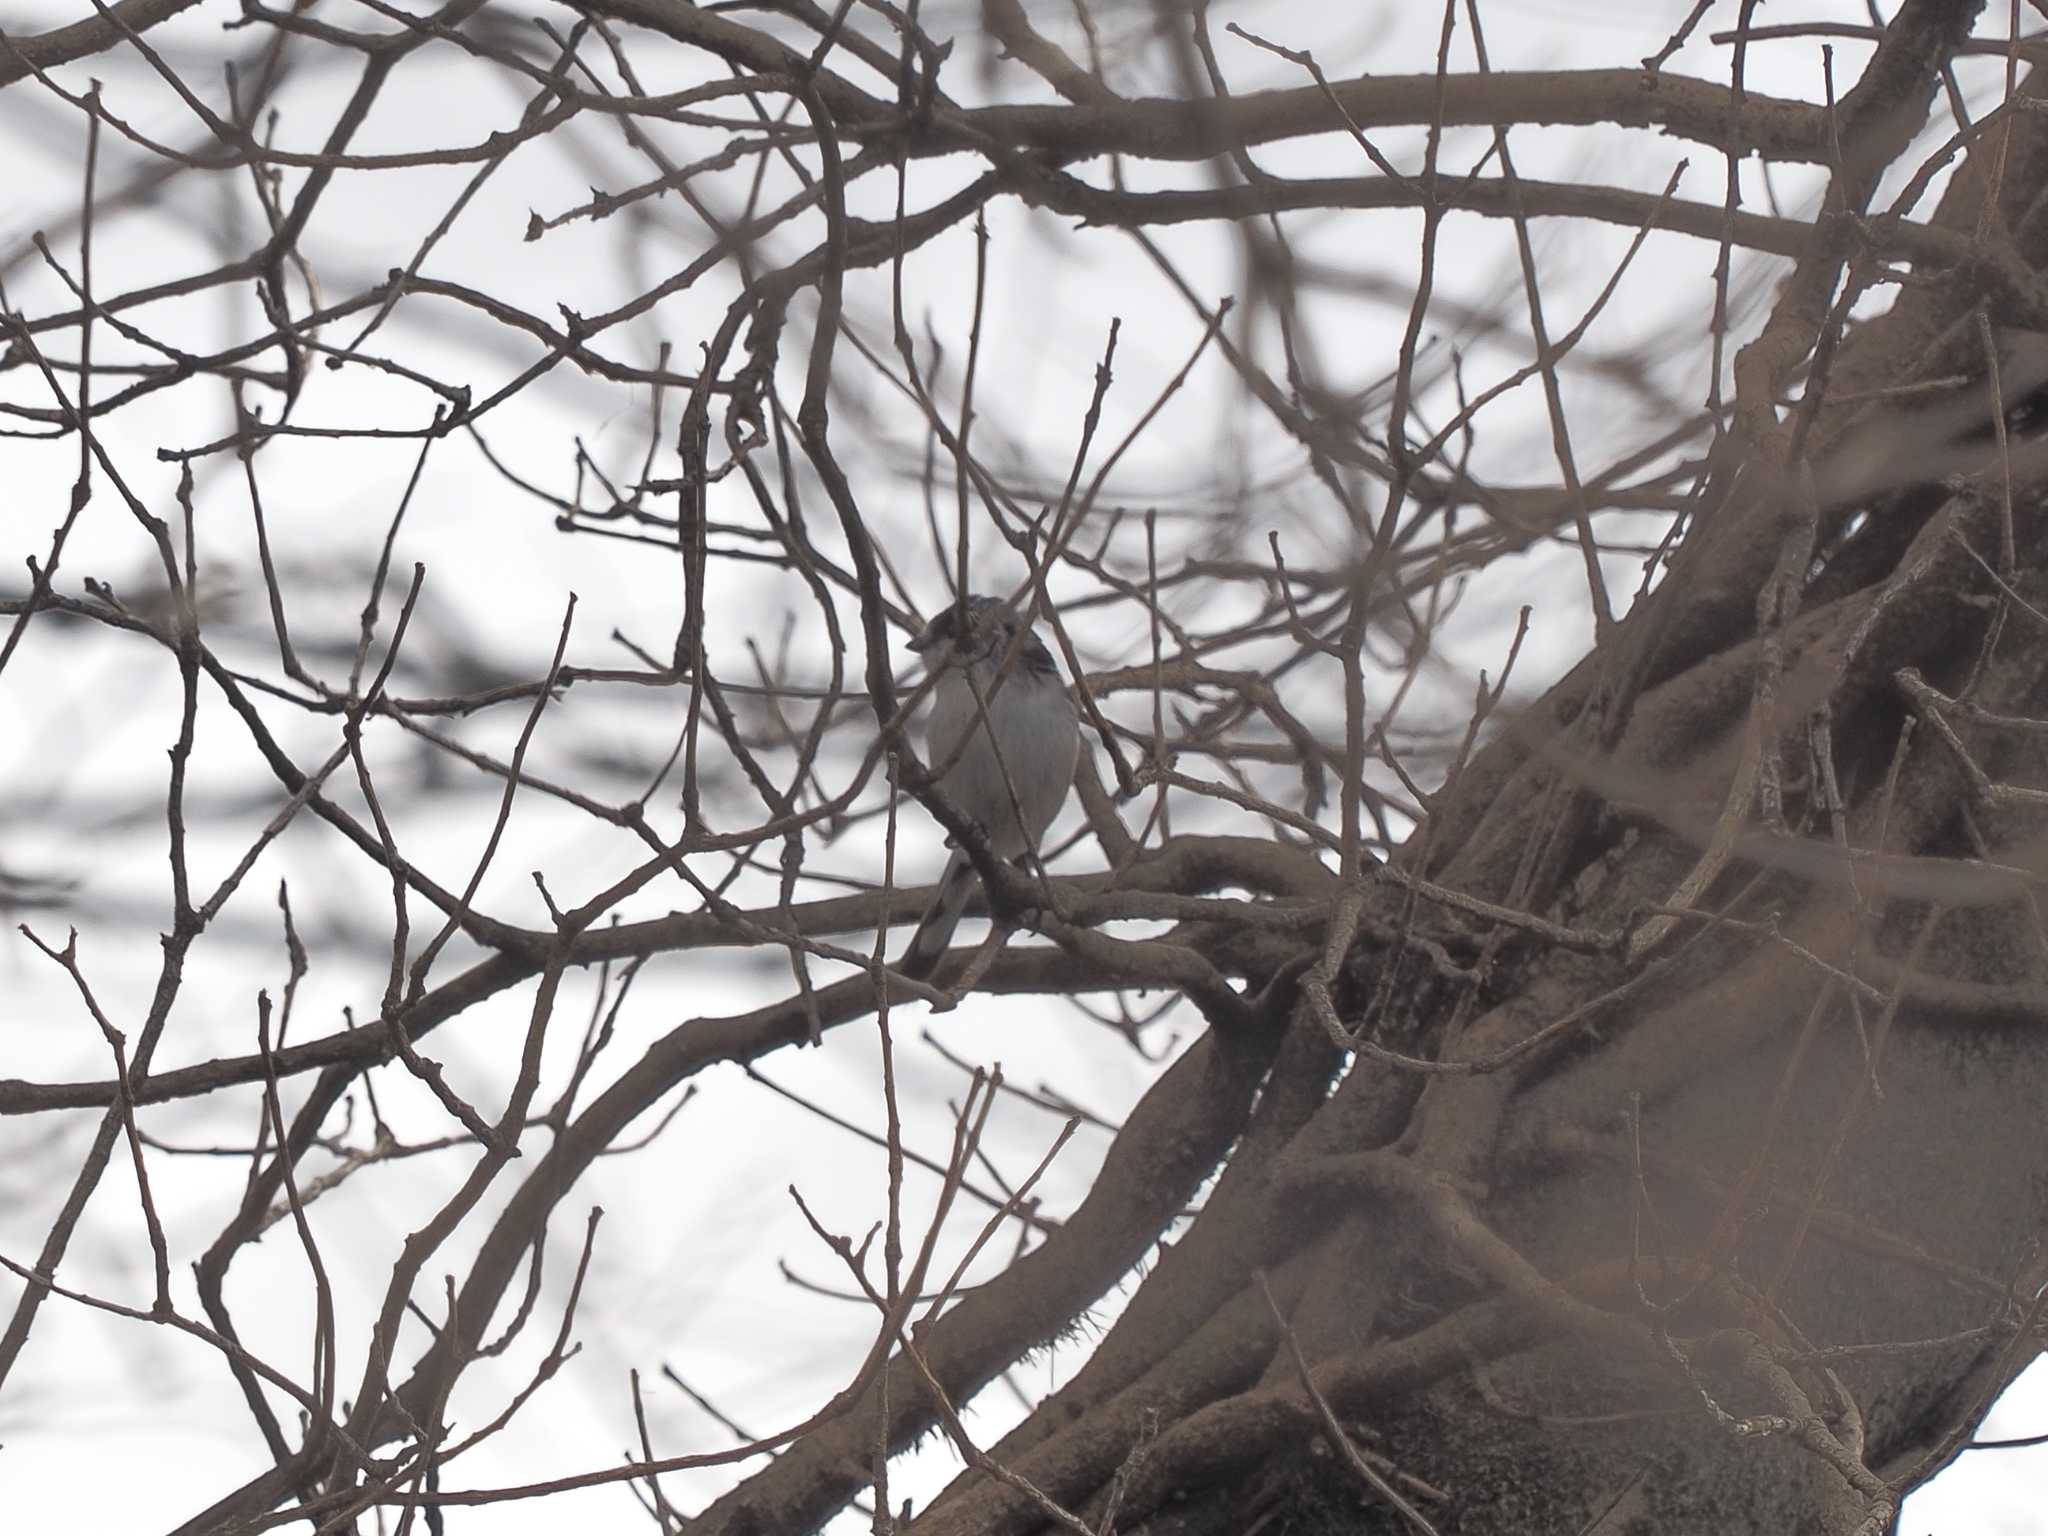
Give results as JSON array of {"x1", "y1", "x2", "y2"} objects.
[{"x1": 898, "y1": 594, "x2": 1079, "y2": 978}]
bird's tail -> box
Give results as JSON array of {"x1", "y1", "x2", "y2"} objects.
[{"x1": 898, "y1": 850, "x2": 976, "y2": 978}]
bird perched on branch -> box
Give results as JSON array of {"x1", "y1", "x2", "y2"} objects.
[{"x1": 899, "y1": 594, "x2": 1079, "y2": 978}]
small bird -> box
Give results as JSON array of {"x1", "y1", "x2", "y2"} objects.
[{"x1": 899, "y1": 594, "x2": 1080, "y2": 978}]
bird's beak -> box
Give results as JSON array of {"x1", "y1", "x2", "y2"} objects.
[{"x1": 907, "y1": 628, "x2": 935, "y2": 654}]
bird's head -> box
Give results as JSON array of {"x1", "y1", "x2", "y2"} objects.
[{"x1": 908, "y1": 594, "x2": 1054, "y2": 674}]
